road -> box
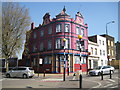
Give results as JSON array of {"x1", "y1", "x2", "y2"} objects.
[{"x1": 1, "y1": 69, "x2": 119, "y2": 89}]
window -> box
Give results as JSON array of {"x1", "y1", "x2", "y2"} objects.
[
  {"x1": 40, "y1": 42, "x2": 43, "y2": 51},
  {"x1": 33, "y1": 44, "x2": 36, "y2": 52},
  {"x1": 64, "y1": 39, "x2": 69, "y2": 49},
  {"x1": 108, "y1": 40, "x2": 110, "y2": 46},
  {"x1": 95, "y1": 48, "x2": 97, "y2": 55},
  {"x1": 103, "y1": 50, "x2": 105, "y2": 56},
  {"x1": 108, "y1": 49, "x2": 110, "y2": 55},
  {"x1": 33, "y1": 32, "x2": 37, "y2": 39},
  {"x1": 112, "y1": 50, "x2": 114, "y2": 56},
  {"x1": 48, "y1": 26, "x2": 52, "y2": 34},
  {"x1": 100, "y1": 50, "x2": 102, "y2": 55},
  {"x1": 76, "y1": 40, "x2": 80, "y2": 50},
  {"x1": 91, "y1": 47, "x2": 93, "y2": 54},
  {"x1": 40, "y1": 30, "x2": 44, "y2": 37},
  {"x1": 56, "y1": 39, "x2": 61, "y2": 49},
  {"x1": 82, "y1": 57, "x2": 86, "y2": 64},
  {"x1": 17, "y1": 68, "x2": 26, "y2": 70},
  {"x1": 101, "y1": 60, "x2": 103, "y2": 66},
  {"x1": 81, "y1": 28, "x2": 84, "y2": 36},
  {"x1": 111, "y1": 41, "x2": 113, "y2": 46},
  {"x1": 75, "y1": 56, "x2": 80, "y2": 64},
  {"x1": 44, "y1": 56, "x2": 52, "y2": 64},
  {"x1": 56, "y1": 24, "x2": 61, "y2": 32},
  {"x1": 99, "y1": 40, "x2": 101, "y2": 45},
  {"x1": 65, "y1": 24, "x2": 70, "y2": 32},
  {"x1": 76, "y1": 26, "x2": 80, "y2": 34},
  {"x1": 48, "y1": 40, "x2": 52, "y2": 50},
  {"x1": 103, "y1": 41, "x2": 104, "y2": 45}
]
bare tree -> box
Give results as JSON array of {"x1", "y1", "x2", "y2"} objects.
[{"x1": 2, "y1": 2, "x2": 31, "y2": 72}]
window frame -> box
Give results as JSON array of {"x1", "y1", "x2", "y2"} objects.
[
  {"x1": 76, "y1": 26, "x2": 80, "y2": 35},
  {"x1": 56, "y1": 24, "x2": 62, "y2": 33},
  {"x1": 64, "y1": 24, "x2": 70, "y2": 32},
  {"x1": 48, "y1": 26, "x2": 52, "y2": 34}
]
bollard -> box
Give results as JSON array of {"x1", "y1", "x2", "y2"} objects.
[
  {"x1": 43, "y1": 71, "x2": 45, "y2": 77},
  {"x1": 110, "y1": 70, "x2": 112, "y2": 79},
  {"x1": 101, "y1": 71, "x2": 103, "y2": 80},
  {"x1": 79, "y1": 74, "x2": 82, "y2": 89}
]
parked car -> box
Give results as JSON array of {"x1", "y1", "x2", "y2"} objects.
[
  {"x1": 6, "y1": 67, "x2": 34, "y2": 78},
  {"x1": 89, "y1": 66, "x2": 115, "y2": 76}
]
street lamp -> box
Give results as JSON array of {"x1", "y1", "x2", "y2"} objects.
[
  {"x1": 62, "y1": 38, "x2": 66, "y2": 81},
  {"x1": 106, "y1": 21, "x2": 115, "y2": 35},
  {"x1": 78, "y1": 35, "x2": 83, "y2": 89},
  {"x1": 78, "y1": 35, "x2": 83, "y2": 72}
]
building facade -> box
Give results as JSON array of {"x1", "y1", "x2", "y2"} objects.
[
  {"x1": 100, "y1": 34, "x2": 116, "y2": 65},
  {"x1": 23, "y1": 8, "x2": 89, "y2": 73},
  {"x1": 115, "y1": 41, "x2": 120, "y2": 60},
  {"x1": 88, "y1": 35, "x2": 108, "y2": 67},
  {"x1": 88, "y1": 40, "x2": 99, "y2": 69}
]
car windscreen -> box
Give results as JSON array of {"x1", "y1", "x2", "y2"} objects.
[{"x1": 94, "y1": 66, "x2": 102, "y2": 70}]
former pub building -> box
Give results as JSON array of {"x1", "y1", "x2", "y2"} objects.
[{"x1": 22, "y1": 7, "x2": 89, "y2": 73}]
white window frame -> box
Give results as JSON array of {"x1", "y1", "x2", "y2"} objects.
[
  {"x1": 64, "y1": 24, "x2": 70, "y2": 32},
  {"x1": 56, "y1": 39, "x2": 61, "y2": 49},
  {"x1": 64, "y1": 39, "x2": 69, "y2": 49},
  {"x1": 81, "y1": 28, "x2": 84, "y2": 36},
  {"x1": 76, "y1": 26, "x2": 80, "y2": 34},
  {"x1": 56, "y1": 24, "x2": 61, "y2": 33}
]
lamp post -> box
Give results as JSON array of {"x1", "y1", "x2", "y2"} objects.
[
  {"x1": 106, "y1": 21, "x2": 115, "y2": 35},
  {"x1": 78, "y1": 35, "x2": 83, "y2": 89},
  {"x1": 62, "y1": 38, "x2": 66, "y2": 81},
  {"x1": 78, "y1": 35, "x2": 83, "y2": 71}
]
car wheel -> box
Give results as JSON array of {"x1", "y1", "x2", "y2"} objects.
[
  {"x1": 23, "y1": 74, "x2": 28, "y2": 79},
  {"x1": 6, "y1": 74, "x2": 10, "y2": 78}
]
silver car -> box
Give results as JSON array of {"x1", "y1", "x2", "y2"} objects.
[
  {"x1": 89, "y1": 66, "x2": 115, "y2": 76},
  {"x1": 6, "y1": 67, "x2": 34, "y2": 78}
]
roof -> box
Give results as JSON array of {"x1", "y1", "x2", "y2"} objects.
[{"x1": 56, "y1": 6, "x2": 70, "y2": 18}]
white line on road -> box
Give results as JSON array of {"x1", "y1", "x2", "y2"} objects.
[
  {"x1": 83, "y1": 79, "x2": 102, "y2": 88},
  {"x1": 106, "y1": 79, "x2": 116, "y2": 83},
  {"x1": 103, "y1": 84, "x2": 113, "y2": 88}
]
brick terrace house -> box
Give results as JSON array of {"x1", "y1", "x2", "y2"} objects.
[{"x1": 22, "y1": 7, "x2": 89, "y2": 73}]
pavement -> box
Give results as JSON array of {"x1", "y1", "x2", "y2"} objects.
[{"x1": 32, "y1": 73, "x2": 102, "y2": 88}]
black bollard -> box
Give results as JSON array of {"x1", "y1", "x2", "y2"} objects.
[
  {"x1": 101, "y1": 71, "x2": 103, "y2": 80},
  {"x1": 110, "y1": 70, "x2": 112, "y2": 79},
  {"x1": 79, "y1": 74, "x2": 82, "y2": 89}
]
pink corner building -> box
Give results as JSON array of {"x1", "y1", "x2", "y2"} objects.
[{"x1": 22, "y1": 7, "x2": 89, "y2": 73}]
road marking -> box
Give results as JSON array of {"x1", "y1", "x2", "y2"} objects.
[
  {"x1": 107, "y1": 79, "x2": 116, "y2": 83},
  {"x1": 103, "y1": 84, "x2": 113, "y2": 87},
  {"x1": 41, "y1": 79, "x2": 63, "y2": 82},
  {"x1": 111, "y1": 85, "x2": 118, "y2": 88},
  {"x1": 83, "y1": 79, "x2": 102, "y2": 88}
]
